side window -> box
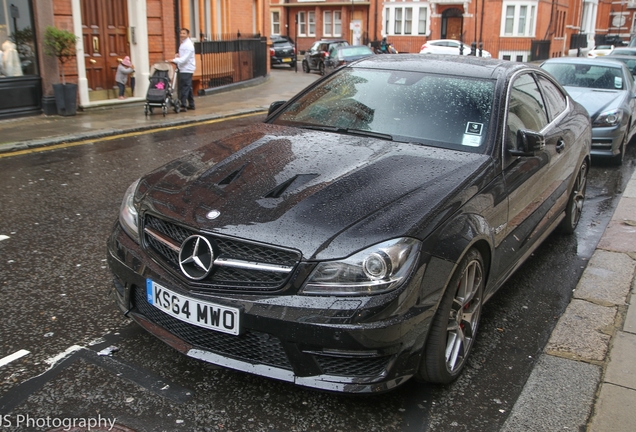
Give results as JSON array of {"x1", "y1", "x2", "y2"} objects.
[
  {"x1": 537, "y1": 76, "x2": 567, "y2": 122},
  {"x1": 506, "y1": 73, "x2": 548, "y2": 150}
]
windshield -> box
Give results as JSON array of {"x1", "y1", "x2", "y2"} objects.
[
  {"x1": 271, "y1": 67, "x2": 495, "y2": 153},
  {"x1": 542, "y1": 63, "x2": 624, "y2": 90}
]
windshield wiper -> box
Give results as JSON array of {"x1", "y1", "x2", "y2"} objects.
[{"x1": 299, "y1": 125, "x2": 393, "y2": 141}]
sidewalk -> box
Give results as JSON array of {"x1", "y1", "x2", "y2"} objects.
[
  {"x1": 0, "y1": 68, "x2": 320, "y2": 153},
  {"x1": 1, "y1": 67, "x2": 635, "y2": 431}
]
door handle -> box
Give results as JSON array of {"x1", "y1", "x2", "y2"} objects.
[
  {"x1": 89, "y1": 59, "x2": 96, "y2": 64},
  {"x1": 556, "y1": 139, "x2": 565, "y2": 153}
]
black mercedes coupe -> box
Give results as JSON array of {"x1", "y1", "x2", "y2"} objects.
[{"x1": 107, "y1": 55, "x2": 591, "y2": 393}]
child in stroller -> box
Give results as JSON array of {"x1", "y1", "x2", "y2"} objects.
[{"x1": 145, "y1": 61, "x2": 180, "y2": 116}]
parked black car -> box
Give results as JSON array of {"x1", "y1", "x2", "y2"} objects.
[
  {"x1": 323, "y1": 45, "x2": 374, "y2": 74},
  {"x1": 270, "y1": 35, "x2": 296, "y2": 68},
  {"x1": 302, "y1": 39, "x2": 349, "y2": 75},
  {"x1": 108, "y1": 55, "x2": 591, "y2": 393}
]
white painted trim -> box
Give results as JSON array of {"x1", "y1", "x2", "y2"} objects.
[{"x1": 72, "y1": 0, "x2": 150, "y2": 108}]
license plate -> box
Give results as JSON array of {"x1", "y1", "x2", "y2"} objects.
[
  {"x1": 146, "y1": 280, "x2": 240, "y2": 335},
  {"x1": 282, "y1": 58, "x2": 291, "y2": 63}
]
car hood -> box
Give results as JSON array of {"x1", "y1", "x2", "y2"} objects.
[
  {"x1": 564, "y1": 86, "x2": 627, "y2": 119},
  {"x1": 138, "y1": 124, "x2": 491, "y2": 260}
]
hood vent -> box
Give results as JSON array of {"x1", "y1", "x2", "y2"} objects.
[
  {"x1": 217, "y1": 164, "x2": 247, "y2": 186},
  {"x1": 265, "y1": 174, "x2": 318, "y2": 199}
]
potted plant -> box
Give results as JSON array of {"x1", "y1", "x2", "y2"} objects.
[{"x1": 43, "y1": 26, "x2": 79, "y2": 116}]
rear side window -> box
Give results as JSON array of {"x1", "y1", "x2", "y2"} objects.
[{"x1": 537, "y1": 76, "x2": 567, "y2": 121}]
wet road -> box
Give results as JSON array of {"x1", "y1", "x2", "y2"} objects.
[{"x1": 0, "y1": 116, "x2": 634, "y2": 432}]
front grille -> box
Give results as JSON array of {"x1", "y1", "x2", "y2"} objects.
[
  {"x1": 133, "y1": 287, "x2": 293, "y2": 370},
  {"x1": 143, "y1": 214, "x2": 301, "y2": 292},
  {"x1": 314, "y1": 354, "x2": 390, "y2": 377}
]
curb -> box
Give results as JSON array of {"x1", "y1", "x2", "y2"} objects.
[{"x1": 0, "y1": 107, "x2": 268, "y2": 155}]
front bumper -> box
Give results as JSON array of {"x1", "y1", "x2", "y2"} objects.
[
  {"x1": 107, "y1": 223, "x2": 437, "y2": 393},
  {"x1": 591, "y1": 124, "x2": 625, "y2": 158}
]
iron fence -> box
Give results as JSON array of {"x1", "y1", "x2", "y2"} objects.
[{"x1": 194, "y1": 35, "x2": 268, "y2": 93}]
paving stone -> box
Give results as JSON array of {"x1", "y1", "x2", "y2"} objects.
[
  {"x1": 545, "y1": 299, "x2": 616, "y2": 361},
  {"x1": 604, "y1": 331, "x2": 636, "y2": 389},
  {"x1": 597, "y1": 199, "x2": 636, "y2": 255},
  {"x1": 573, "y1": 250, "x2": 635, "y2": 306},
  {"x1": 588, "y1": 384, "x2": 636, "y2": 432},
  {"x1": 502, "y1": 355, "x2": 600, "y2": 432}
]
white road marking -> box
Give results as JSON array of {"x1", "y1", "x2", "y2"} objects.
[
  {"x1": 0, "y1": 349, "x2": 30, "y2": 367},
  {"x1": 0, "y1": 235, "x2": 9, "y2": 241}
]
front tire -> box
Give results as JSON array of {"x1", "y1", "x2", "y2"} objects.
[
  {"x1": 559, "y1": 160, "x2": 588, "y2": 234},
  {"x1": 416, "y1": 248, "x2": 484, "y2": 384}
]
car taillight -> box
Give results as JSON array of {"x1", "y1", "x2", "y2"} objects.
[
  {"x1": 421, "y1": 43, "x2": 428, "y2": 50},
  {"x1": 270, "y1": 48, "x2": 275, "y2": 56},
  {"x1": 321, "y1": 51, "x2": 328, "y2": 58},
  {"x1": 294, "y1": 47, "x2": 297, "y2": 54}
]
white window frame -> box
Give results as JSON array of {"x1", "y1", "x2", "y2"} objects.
[
  {"x1": 383, "y1": 4, "x2": 430, "y2": 37},
  {"x1": 324, "y1": 11, "x2": 332, "y2": 36},
  {"x1": 271, "y1": 11, "x2": 281, "y2": 35},
  {"x1": 299, "y1": 11, "x2": 307, "y2": 36},
  {"x1": 322, "y1": 10, "x2": 341, "y2": 37},
  {"x1": 501, "y1": 1, "x2": 537, "y2": 37},
  {"x1": 308, "y1": 11, "x2": 316, "y2": 36},
  {"x1": 189, "y1": 0, "x2": 201, "y2": 41}
]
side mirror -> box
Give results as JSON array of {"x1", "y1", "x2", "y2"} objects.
[
  {"x1": 509, "y1": 129, "x2": 545, "y2": 156},
  {"x1": 268, "y1": 100, "x2": 287, "y2": 116}
]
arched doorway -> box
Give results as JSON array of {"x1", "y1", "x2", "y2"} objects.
[{"x1": 441, "y1": 8, "x2": 463, "y2": 40}]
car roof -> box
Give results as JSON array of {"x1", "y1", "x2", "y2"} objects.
[
  {"x1": 543, "y1": 57, "x2": 626, "y2": 68},
  {"x1": 352, "y1": 54, "x2": 529, "y2": 79}
]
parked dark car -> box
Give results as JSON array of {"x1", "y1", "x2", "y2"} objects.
[
  {"x1": 302, "y1": 39, "x2": 349, "y2": 75},
  {"x1": 603, "y1": 55, "x2": 636, "y2": 76},
  {"x1": 323, "y1": 45, "x2": 374, "y2": 74},
  {"x1": 270, "y1": 35, "x2": 296, "y2": 68},
  {"x1": 541, "y1": 57, "x2": 636, "y2": 165},
  {"x1": 108, "y1": 55, "x2": 591, "y2": 393}
]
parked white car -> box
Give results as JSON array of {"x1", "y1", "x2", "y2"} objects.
[
  {"x1": 420, "y1": 39, "x2": 492, "y2": 58},
  {"x1": 587, "y1": 45, "x2": 614, "y2": 58}
]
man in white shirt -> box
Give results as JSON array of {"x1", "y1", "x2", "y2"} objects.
[{"x1": 171, "y1": 28, "x2": 196, "y2": 111}]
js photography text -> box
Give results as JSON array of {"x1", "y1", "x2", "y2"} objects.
[{"x1": 1, "y1": 414, "x2": 117, "y2": 430}]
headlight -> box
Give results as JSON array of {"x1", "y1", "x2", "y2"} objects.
[
  {"x1": 593, "y1": 109, "x2": 622, "y2": 127},
  {"x1": 300, "y1": 238, "x2": 421, "y2": 296},
  {"x1": 119, "y1": 178, "x2": 141, "y2": 243}
]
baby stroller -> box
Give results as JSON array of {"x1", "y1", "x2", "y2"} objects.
[{"x1": 145, "y1": 61, "x2": 180, "y2": 116}]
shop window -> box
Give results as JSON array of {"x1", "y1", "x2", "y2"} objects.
[{"x1": 0, "y1": 0, "x2": 38, "y2": 77}]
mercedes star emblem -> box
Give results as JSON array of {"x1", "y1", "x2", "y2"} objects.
[{"x1": 179, "y1": 235, "x2": 214, "y2": 280}]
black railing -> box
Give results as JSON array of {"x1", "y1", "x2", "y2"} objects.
[
  {"x1": 194, "y1": 35, "x2": 267, "y2": 93},
  {"x1": 570, "y1": 33, "x2": 588, "y2": 50}
]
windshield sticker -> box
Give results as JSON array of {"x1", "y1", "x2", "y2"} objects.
[
  {"x1": 615, "y1": 77, "x2": 623, "y2": 89},
  {"x1": 465, "y1": 122, "x2": 483, "y2": 135},
  {"x1": 462, "y1": 135, "x2": 482, "y2": 147}
]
